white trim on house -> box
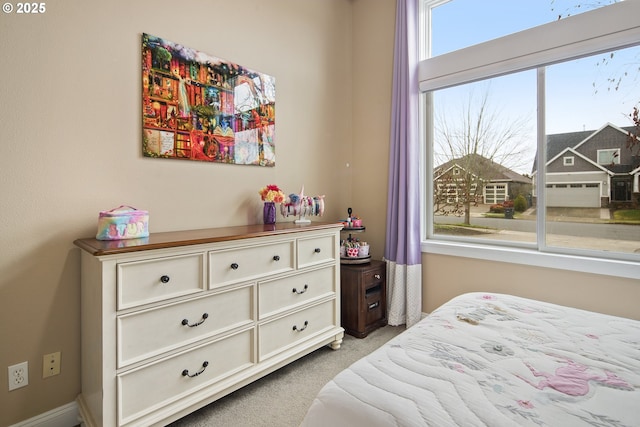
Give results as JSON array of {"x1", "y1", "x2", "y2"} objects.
[
  {"x1": 546, "y1": 147, "x2": 613, "y2": 176},
  {"x1": 597, "y1": 148, "x2": 621, "y2": 166},
  {"x1": 484, "y1": 183, "x2": 508, "y2": 204},
  {"x1": 433, "y1": 162, "x2": 479, "y2": 181},
  {"x1": 631, "y1": 165, "x2": 640, "y2": 193},
  {"x1": 532, "y1": 145, "x2": 616, "y2": 206}
]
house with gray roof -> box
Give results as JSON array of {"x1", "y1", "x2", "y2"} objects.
[
  {"x1": 532, "y1": 123, "x2": 640, "y2": 208},
  {"x1": 434, "y1": 153, "x2": 531, "y2": 206}
]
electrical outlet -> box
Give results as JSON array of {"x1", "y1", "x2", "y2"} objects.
[
  {"x1": 43, "y1": 352, "x2": 61, "y2": 378},
  {"x1": 8, "y1": 361, "x2": 28, "y2": 391}
]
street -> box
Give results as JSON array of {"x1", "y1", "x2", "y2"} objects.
[{"x1": 434, "y1": 215, "x2": 640, "y2": 242}]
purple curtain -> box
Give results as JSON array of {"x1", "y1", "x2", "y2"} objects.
[{"x1": 384, "y1": 0, "x2": 422, "y2": 327}]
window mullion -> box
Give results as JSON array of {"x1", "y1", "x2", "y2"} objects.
[{"x1": 536, "y1": 67, "x2": 547, "y2": 253}]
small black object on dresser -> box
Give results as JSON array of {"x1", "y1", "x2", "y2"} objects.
[{"x1": 340, "y1": 259, "x2": 387, "y2": 338}]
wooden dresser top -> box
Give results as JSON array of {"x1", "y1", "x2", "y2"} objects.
[{"x1": 75, "y1": 222, "x2": 344, "y2": 256}]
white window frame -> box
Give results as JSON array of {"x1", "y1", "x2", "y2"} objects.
[
  {"x1": 420, "y1": 0, "x2": 640, "y2": 280},
  {"x1": 597, "y1": 148, "x2": 621, "y2": 165},
  {"x1": 564, "y1": 156, "x2": 575, "y2": 166}
]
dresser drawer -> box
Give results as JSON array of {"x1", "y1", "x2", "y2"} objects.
[
  {"x1": 297, "y1": 234, "x2": 336, "y2": 269},
  {"x1": 117, "y1": 284, "x2": 254, "y2": 368},
  {"x1": 258, "y1": 266, "x2": 335, "y2": 319},
  {"x1": 209, "y1": 241, "x2": 294, "y2": 289},
  {"x1": 259, "y1": 300, "x2": 336, "y2": 360},
  {"x1": 117, "y1": 253, "x2": 206, "y2": 310},
  {"x1": 117, "y1": 328, "x2": 254, "y2": 426}
]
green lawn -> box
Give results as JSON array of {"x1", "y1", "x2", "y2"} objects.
[{"x1": 613, "y1": 209, "x2": 640, "y2": 223}]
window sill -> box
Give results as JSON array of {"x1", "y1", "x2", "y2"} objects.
[{"x1": 421, "y1": 240, "x2": 640, "y2": 280}]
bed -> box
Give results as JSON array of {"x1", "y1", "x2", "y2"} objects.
[{"x1": 300, "y1": 292, "x2": 640, "y2": 427}]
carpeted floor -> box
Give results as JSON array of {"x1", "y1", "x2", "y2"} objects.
[{"x1": 168, "y1": 325, "x2": 404, "y2": 427}]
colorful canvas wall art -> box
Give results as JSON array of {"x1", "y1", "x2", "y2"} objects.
[{"x1": 142, "y1": 33, "x2": 276, "y2": 166}]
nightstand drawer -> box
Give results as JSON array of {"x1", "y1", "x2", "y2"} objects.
[
  {"x1": 117, "y1": 328, "x2": 254, "y2": 426},
  {"x1": 209, "y1": 241, "x2": 294, "y2": 288},
  {"x1": 117, "y1": 253, "x2": 206, "y2": 310},
  {"x1": 259, "y1": 266, "x2": 336, "y2": 319},
  {"x1": 258, "y1": 300, "x2": 336, "y2": 360},
  {"x1": 297, "y1": 234, "x2": 336, "y2": 269},
  {"x1": 364, "y1": 284, "x2": 384, "y2": 326},
  {"x1": 117, "y1": 284, "x2": 254, "y2": 368},
  {"x1": 362, "y1": 268, "x2": 385, "y2": 287}
]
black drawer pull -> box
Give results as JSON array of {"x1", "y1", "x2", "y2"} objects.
[
  {"x1": 230, "y1": 263, "x2": 239, "y2": 270},
  {"x1": 273, "y1": 255, "x2": 280, "y2": 261},
  {"x1": 181, "y1": 313, "x2": 209, "y2": 327},
  {"x1": 368, "y1": 301, "x2": 380, "y2": 310},
  {"x1": 374, "y1": 274, "x2": 381, "y2": 280},
  {"x1": 292, "y1": 320, "x2": 309, "y2": 332},
  {"x1": 292, "y1": 284, "x2": 309, "y2": 294},
  {"x1": 182, "y1": 361, "x2": 209, "y2": 378},
  {"x1": 314, "y1": 248, "x2": 321, "y2": 253},
  {"x1": 160, "y1": 275, "x2": 170, "y2": 284}
]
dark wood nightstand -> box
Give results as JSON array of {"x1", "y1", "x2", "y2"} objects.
[{"x1": 340, "y1": 260, "x2": 387, "y2": 338}]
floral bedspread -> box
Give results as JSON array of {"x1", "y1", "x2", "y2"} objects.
[{"x1": 300, "y1": 293, "x2": 640, "y2": 427}]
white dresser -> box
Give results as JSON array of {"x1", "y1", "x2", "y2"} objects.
[{"x1": 74, "y1": 222, "x2": 344, "y2": 427}]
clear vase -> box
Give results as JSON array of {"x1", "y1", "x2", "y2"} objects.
[{"x1": 263, "y1": 202, "x2": 276, "y2": 224}]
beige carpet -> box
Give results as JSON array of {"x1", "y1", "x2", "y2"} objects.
[{"x1": 168, "y1": 325, "x2": 404, "y2": 427}]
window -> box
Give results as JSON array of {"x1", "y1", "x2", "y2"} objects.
[
  {"x1": 597, "y1": 149, "x2": 621, "y2": 165},
  {"x1": 421, "y1": 0, "x2": 640, "y2": 277}
]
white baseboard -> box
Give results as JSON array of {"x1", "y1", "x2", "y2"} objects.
[{"x1": 9, "y1": 401, "x2": 79, "y2": 427}]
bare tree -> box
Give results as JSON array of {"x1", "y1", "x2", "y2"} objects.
[
  {"x1": 434, "y1": 87, "x2": 532, "y2": 225},
  {"x1": 551, "y1": 0, "x2": 618, "y2": 19}
]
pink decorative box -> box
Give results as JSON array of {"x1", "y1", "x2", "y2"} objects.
[
  {"x1": 346, "y1": 247, "x2": 359, "y2": 258},
  {"x1": 96, "y1": 205, "x2": 149, "y2": 240}
]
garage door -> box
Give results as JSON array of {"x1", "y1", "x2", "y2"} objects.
[
  {"x1": 546, "y1": 183, "x2": 600, "y2": 207},
  {"x1": 484, "y1": 184, "x2": 507, "y2": 204}
]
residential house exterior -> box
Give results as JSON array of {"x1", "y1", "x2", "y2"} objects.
[
  {"x1": 434, "y1": 153, "x2": 531, "y2": 206},
  {"x1": 532, "y1": 123, "x2": 640, "y2": 208}
]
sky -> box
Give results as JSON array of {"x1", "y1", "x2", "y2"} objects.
[
  {"x1": 431, "y1": 0, "x2": 619, "y2": 57},
  {"x1": 429, "y1": 0, "x2": 638, "y2": 172}
]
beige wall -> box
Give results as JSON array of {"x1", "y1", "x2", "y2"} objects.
[
  {"x1": 351, "y1": 0, "x2": 396, "y2": 260},
  {"x1": 423, "y1": 254, "x2": 640, "y2": 320},
  {"x1": 0, "y1": 1, "x2": 355, "y2": 424},
  {"x1": 2, "y1": 0, "x2": 638, "y2": 425}
]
